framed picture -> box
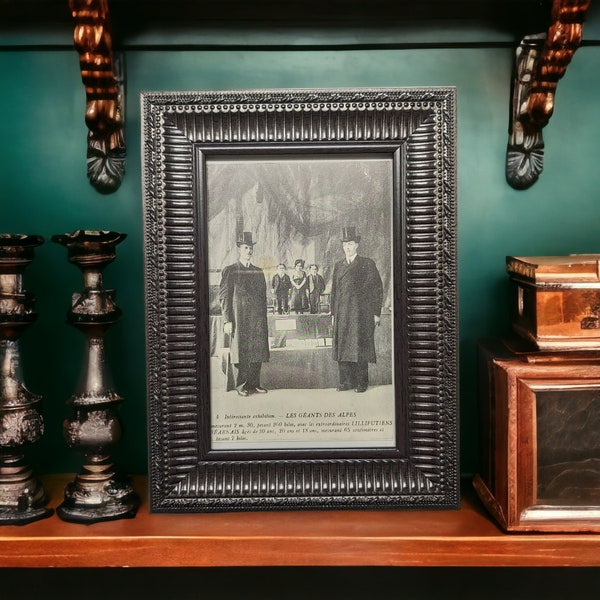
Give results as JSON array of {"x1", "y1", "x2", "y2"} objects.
[{"x1": 142, "y1": 88, "x2": 458, "y2": 512}]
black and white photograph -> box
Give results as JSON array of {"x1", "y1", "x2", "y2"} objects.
[{"x1": 207, "y1": 155, "x2": 395, "y2": 450}]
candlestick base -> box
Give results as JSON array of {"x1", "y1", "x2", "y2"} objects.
[
  {"x1": 57, "y1": 471, "x2": 138, "y2": 524},
  {"x1": 0, "y1": 461, "x2": 53, "y2": 525}
]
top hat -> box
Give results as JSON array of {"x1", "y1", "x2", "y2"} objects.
[
  {"x1": 341, "y1": 226, "x2": 361, "y2": 243},
  {"x1": 236, "y1": 232, "x2": 256, "y2": 246}
]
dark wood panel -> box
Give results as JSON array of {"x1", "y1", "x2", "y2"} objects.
[{"x1": 1, "y1": 1, "x2": 549, "y2": 24}]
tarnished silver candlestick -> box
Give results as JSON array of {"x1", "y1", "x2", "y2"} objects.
[
  {"x1": 52, "y1": 230, "x2": 138, "y2": 523},
  {"x1": 0, "y1": 234, "x2": 52, "y2": 525}
]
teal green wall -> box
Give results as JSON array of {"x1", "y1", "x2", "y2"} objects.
[{"x1": 1, "y1": 43, "x2": 600, "y2": 477}]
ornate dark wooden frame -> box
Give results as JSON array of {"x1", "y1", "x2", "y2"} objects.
[{"x1": 142, "y1": 88, "x2": 458, "y2": 512}]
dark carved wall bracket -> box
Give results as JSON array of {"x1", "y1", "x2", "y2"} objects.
[
  {"x1": 70, "y1": 0, "x2": 125, "y2": 194},
  {"x1": 506, "y1": 0, "x2": 591, "y2": 190}
]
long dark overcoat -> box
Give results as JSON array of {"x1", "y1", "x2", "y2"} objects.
[
  {"x1": 219, "y1": 262, "x2": 270, "y2": 364},
  {"x1": 331, "y1": 255, "x2": 383, "y2": 363}
]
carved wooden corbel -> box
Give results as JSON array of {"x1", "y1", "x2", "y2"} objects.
[
  {"x1": 506, "y1": 0, "x2": 590, "y2": 190},
  {"x1": 70, "y1": 0, "x2": 125, "y2": 194}
]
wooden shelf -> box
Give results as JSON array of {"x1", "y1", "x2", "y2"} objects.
[{"x1": 0, "y1": 475, "x2": 599, "y2": 568}]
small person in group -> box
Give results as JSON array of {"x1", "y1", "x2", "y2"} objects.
[
  {"x1": 271, "y1": 263, "x2": 292, "y2": 315},
  {"x1": 307, "y1": 263, "x2": 326, "y2": 314},
  {"x1": 290, "y1": 259, "x2": 308, "y2": 314}
]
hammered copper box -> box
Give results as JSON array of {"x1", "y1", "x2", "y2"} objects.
[
  {"x1": 507, "y1": 254, "x2": 600, "y2": 350},
  {"x1": 474, "y1": 338, "x2": 600, "y2": 532}
]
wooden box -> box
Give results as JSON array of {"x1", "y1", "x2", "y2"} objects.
[
  {"x1": 474, "y1": 338, "x2": 600, "y2": 532},
  {"x1": 506, "y1": 254, "x2": 600, "y2": 350}
]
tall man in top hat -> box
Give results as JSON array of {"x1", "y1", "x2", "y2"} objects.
[
  {"x1": 219, "y1": 232, "x2": 270, "y2": 397},
  {"x1": 330, "y1": 226, "x2": 383, "y2": 393}
]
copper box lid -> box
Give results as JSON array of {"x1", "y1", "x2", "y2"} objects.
[{"x1": 507, "y1": 254, "x2": 600, "y2": 286}]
